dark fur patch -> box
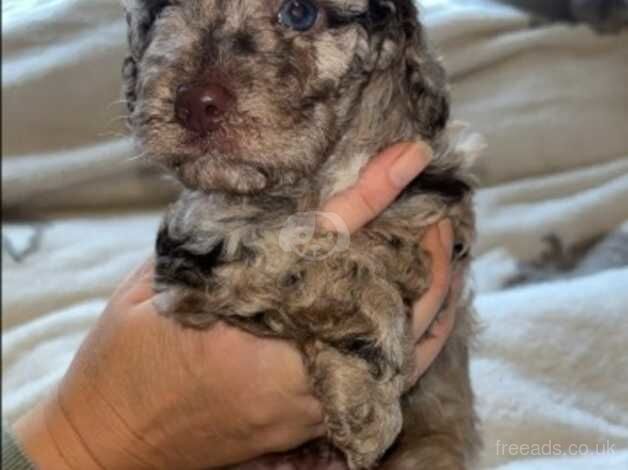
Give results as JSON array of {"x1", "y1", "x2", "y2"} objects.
[
  {"x1": 388, "y1": 235, "x2": 402, "y2": 249},
  {"x1": 400, "y1": 171, "x2": 471, "y2": 203},
  {"x1": 336, "y1": 338, "x2": 386, "y2": 379},
  {"x1": 411, "y1": 78, "x2": 450, "y2": 139},
  {"x1": 327, "y1": 0, "x2": 392, "y2": 32},
  {"x1": 122, "y1": 56, "x2": 138, "y2": 112},
  {"x1": 139, "y1": 0, "x2": 169, "y2": 40},
  {"x1": 453, "y1": 242, "x2": 470, "y2": 261},
  {"x1": 280, "y1": 271, "x2": 304, "y2": 288},
  {"x1": 232, "y1": 31, "x2": 257, "y2": 55},
  {"x1": 155, "y1": 228, "x2": 224, "y2": 288}
]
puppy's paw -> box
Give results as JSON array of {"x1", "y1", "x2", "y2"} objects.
[
  {"x1": 331, "y1": 401, "x2": 403, "y2": 470},
  {"x1": 308, "y1": 347, "x2": 405, "y2": 470}
]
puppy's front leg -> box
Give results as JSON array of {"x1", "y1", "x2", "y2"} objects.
[{"x1": 304, "y1": 344, "x2": 404, "y2": 470}]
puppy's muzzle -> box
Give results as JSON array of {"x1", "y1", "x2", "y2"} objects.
[{"x1": 175, "y1": 82, "x2": 234, "y2": 135}]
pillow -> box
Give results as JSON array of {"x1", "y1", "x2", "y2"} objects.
[
  {"x1": 2, "y1": 0, "x2": 178, "y2": 210},
  {"x1": 430, "y1": 1, "x2": 628, "y2": 185}
]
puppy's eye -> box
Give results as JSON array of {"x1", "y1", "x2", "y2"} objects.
[{"x1": 278, "y1": 0, "x2": 319, "y2": 31}]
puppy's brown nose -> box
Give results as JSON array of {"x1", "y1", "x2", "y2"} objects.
[{"x1": 174, "y1": 84, "x2": 234, "y2": 134}]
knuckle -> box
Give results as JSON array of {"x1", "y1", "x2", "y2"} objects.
[
  {"x1": 246, "y1": 404, "x2": 275, "y2": 431},
  {"x1": 355, "y1": 185, "x2": 383, "y2": 219}
]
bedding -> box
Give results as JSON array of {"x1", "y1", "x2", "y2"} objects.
[{"x1": 2, "y1": 0, "x2": 627, "y2": 468}]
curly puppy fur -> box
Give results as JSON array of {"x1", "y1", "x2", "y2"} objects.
[{"x1": 123, "y1": 0, "x2": 482, "y2": 468}]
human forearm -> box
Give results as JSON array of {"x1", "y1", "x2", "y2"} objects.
[
  {"x1": 13, "y1": 393, "x2": 105, "y2": 470},
  {"x1": 3, "y1": 419, "x2": 35, "y2": 470},
  {"x1": 13, "y1": 384, "x2": 164, "y2": 470}
]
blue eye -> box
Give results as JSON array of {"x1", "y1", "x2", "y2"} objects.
[{"x1": 278, "y1": 0, "x2": 319, "y2": 31}]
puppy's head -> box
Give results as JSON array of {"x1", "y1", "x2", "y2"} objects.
[{"x1": 123, "y1": 0, "x2": 449, "y2": 193}]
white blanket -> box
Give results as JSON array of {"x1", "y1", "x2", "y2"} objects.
[{"x1": 2, "y1": 1, "x2": 628, "y2": 468}]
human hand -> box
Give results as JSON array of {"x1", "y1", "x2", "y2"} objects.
[
  {"x1": 321, "y1": 142, "x2": 460, "y2": 383},
  {"x1": 13, "y1": 142, "x2": 458, "y2": 470},
  {"x1": 13, "y1": 260, "x2": 325, "y2": 470}
]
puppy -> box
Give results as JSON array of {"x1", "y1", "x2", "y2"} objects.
[{"x1": 122, "y1": 0, "x2": 482, "y2": 468}]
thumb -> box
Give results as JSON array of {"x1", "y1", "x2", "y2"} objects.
[{"x1": 320, "y1": 142, "x2": 432, "y2": 233}]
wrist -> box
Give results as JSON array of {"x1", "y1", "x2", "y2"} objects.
[
  {"x1": 15, "y1": 382, "x2": 163, "y2": 470},
  {"x1": 13, "y1": 393, "x2": 98, "y2": 470}
]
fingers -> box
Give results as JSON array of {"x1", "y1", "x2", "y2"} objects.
[
  {"x1": 112, "y1": 257, "x2": 156, "y2": 306},
  {"x1": 411, "y1": 220, "x2": 453, "y2": 340},
  {"x1": 320, "y1": 142, "x2": 433, "y2": 233},
  {"x1": 292, "y1": 396, "x2": 326, "y2": 440},
  {"x1": 412, "y1": 270, "x2": 462, "y2": 382}
]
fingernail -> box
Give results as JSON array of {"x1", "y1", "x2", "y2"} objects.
[
  {"x1": 389, "y1": 142, "x2": 433, "y2": 188},
  {"x1": 438, "y1": 219, "x2": 454, "y2": 260}
]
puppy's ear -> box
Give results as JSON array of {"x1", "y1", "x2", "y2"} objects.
[
  {"x1": 403, "y1": 13, "x2": 450, "y2": 140},
  {"x1": 122, "y1": 0, "x2": 169, "y2": 114},
  {"x1": 124, "y1": 0, "x2": 169, "y2": 58},
  {"x1": 368, "y1": 0, "x2": 449, "y2": 139}
]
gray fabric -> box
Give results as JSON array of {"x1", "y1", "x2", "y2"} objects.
[
  {"x1": 506, "y1": 227, "x2": 628, "y2": 286},
  {"x1": 497, "y1": 0, "x2": 628, "y2": 31},
  {"x1": 572, "y1": 0, "x2": 628, "y2": 31},
  {"x1": 496, "y1": 0, "x2": 573, "y2": 20},
  {"x1": 2, "y1": 422, "x2": 35, "y2": 470}
]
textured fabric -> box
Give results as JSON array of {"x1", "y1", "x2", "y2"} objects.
[
  {"x1": 2, "y1": 1, "x2": 628, "y2": 469},
  {"x1": 496, "y1": 0, "x2": 628, "y2": 32},
  {"x1": 2, "y1": 422, "x2": 35, "y2": 470},
  {"x1": 2, "y1": 0, "x2": 628, "y2": 212}
]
